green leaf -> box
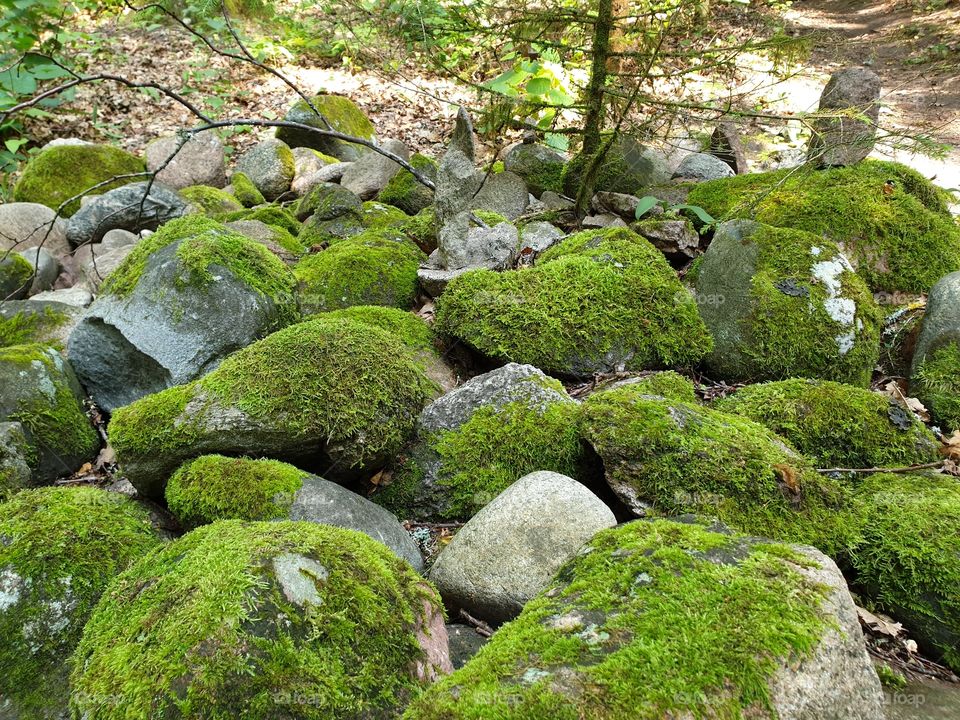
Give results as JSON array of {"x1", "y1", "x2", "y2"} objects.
[
  {"x1": 525, "y1": 77, "x2": 551, "y2": 96},
  {"x1": 672, "y1": 203, "x2": 716, "y2": 225},
  {"x1": 634, "y1": 196, "x2": 661, "y2": 219},
  {"x1": 545, "y1": 133, "x2": 568, "y2": 152}
]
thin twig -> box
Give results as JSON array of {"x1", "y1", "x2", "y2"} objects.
[{"x1": 816, "y1": 461, "x2": 945, "y2": 475}]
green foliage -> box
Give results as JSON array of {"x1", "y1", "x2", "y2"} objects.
[
  {"x1": 581, "y1": 385, "x2": 863, "y2": 556},
  {"x1": 71, "y1": 520, "x2": 442, "y2": 719},
  {"x1": 686, "y1": 161, "x2": 960, "y2": 293},
  {"x1": 715, "y1": 379, "x2": 941, "y2": 469},
  {"x1": 0, "y1": 486, "x2": 163, "y2": 719},
  {"x1": 912, "y1": 342, "x2": 960, "y2": 433},
  {"x1": 377, "y1": 154, "x2": 437, "y2": 215},
  {"x1": 404, "y1": 518, "x2": 832, "y2": 719},
  {"x1": 165, "y1": 454, "x2": 306, "y2": 529},
  {"x1": 635, "y1": 195, "x2": 716, "y2": 225},
  {"x1": 436, "y1": 227, "x2": 712, "y2": 376},
  {"x1": 849, "y1": 473, "x2": 960, "y2": 672}
]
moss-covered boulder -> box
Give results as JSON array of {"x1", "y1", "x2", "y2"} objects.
[
  {"x1": 0, "y1": 251, "x2": 33, "y2": 300},
  {"x1": 715, "y1": 379, "x2": 940, "y2": 469},
  {"x1": 504, "y1": 142, "x2": 565, "y2": 198},
  {"x1": 377, "y1": 153, "x2": 437, "y2": 215},
  {"x1": 692, "y1": 219, "x2": 881, "y2": 386},
  {"x1": 295, "y1": 181, "x2": 363, "y2": 221},
  {"x1": 179, "y1": 183, "x2": 244, "y2": 215},
  {"x1": 218, "y1": 204, "x2": 302, "y2": 236},
  {"x1": 848, "y1": 473, "x2": 960, "y2": 672},
  {"x1": 0, "y1": 301, "x2": 82, "y2": 350},
  {"x1": 108, "y1": 316, "x2": 438, "y2": 498},
  {"x1": 592, "y1": 370, "x2": 698, "y2": 403},
  {"x1": 229, "y1": 170, "x2": 265, "y2": 207},
  {"x1": 165, "y1": 454, "x2": 423, "y2": 569},
  {"x1": 317, "y1": 306, "x2": 455, "y2": 391},
  {"x1": 361, "y1": 200, "x2": 409, "y2": 229},
  {"x1": 0, "y1": 344, "x2": 99, "y2": 483},
  {"x1": 293, "y1": 232, "x2": 425, "y2": 313},
  {"x1": 910, "y1": 271, "x2": 960, "y2": 432},
  {"x1": 235, "y1": 137, "x2": 295, "y2": 201},
  {"x1": 70, "y1": 520, "x2": 450, "y2": 719},
  {"x1": 67, "y1": 216, "x2": 299, "y2": 412},
  {"x1": 561, "y1": 134, "x2": 671, "y2": 197},
  {"x1": 0, "y1": 421, "x2": 32, "y2": 498},
  {"x1": 13, "y1": 144, "x2": 145, "y2": 217},
  {"x1": 686, "y1": 160, "x2": 960, "y2": 293},
  {"x1": 403, "y1": 518, "x2": 883, "y2": 720},
  {"x1": 275, "y1": 94, "x2": 377, "y2": 161},
  {"x1": 581, "y1": 384, "x2": 862, "y2": 555},
  {"x1": 374, "y1": 363, "x2": 583, "y2": 521},
  {"x1": 436, "y1": 227, "x2": 712, "y2": 378},
  {"x1": 0, "y1": 486, "x2": 164, "y2": 719}
]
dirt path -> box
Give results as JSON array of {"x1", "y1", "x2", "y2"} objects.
[{"x1": 782, "y1": 0, "x2": 960, "y2": 192}]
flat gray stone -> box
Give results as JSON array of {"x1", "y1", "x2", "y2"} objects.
[
  {"x1": 65, "y1": 182, "x2": 187, "y2": 248},
  {"x1": 0, "y1": 203, "x2": 70, "y2": 257},
  {"x1": 429, "y1": 470, "x2": 615, "y2": 623},
  {"x1": 340, "y1": 138, "x2": 409, "y2": 200},
  {"x1": 672, "y1": 152, "x2": 736, "y2": 181},
  {"x1": 288, "y1": 475, "x2": 423, "y2": 571},
  {"x1": 145, "y1": 131, "x2": 226, "y2": 190}
]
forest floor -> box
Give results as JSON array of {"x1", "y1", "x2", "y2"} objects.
[{"x1": 21, "y1": 0, "x2": 960, "y2": 193}]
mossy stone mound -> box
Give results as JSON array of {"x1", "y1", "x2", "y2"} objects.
[
  {"x1": 910, "y1": 270, "x2": 960, "y2": 432},
  {"x1": 435, "y1": 226, "x2": 712, "y2": 378},
  {"x1": 848, "y1": 473, "x2": 960, "y2": 672},
  {"x1": 295, "y1": 181, "x2": 363, "y2": 221},
  {"x1": 593, "y1": 370, "x2": 698, "y2": 403},
  {"x1": 692, "y1": 219, "x2": 881, "y2": 386},
  {"x1": 13, "y1": 144, "x2": 145, "y2": 217},
  {"x1": 581, "y1": 384, "x2": 862, "y2": 556},
  {"x1": 504, "y1": 142, "x2": 565, "y2": 198},
  {"x1": 561, "y1": 134, "x2": 670, "y2": 197},
  {"x1": 374, "y1": 363, "x2": 583, "y2": 521},
  {"x1": 0, "y1": 486, "x2": 164, "y2": 719},
  {"x1": 0, "y1": 252, "x2": 33, "y2": 300},
  {"x1": 70, "y1": 520, "x2": 449, "y2": 719},
  {"x1": 229, "y1": 171, "x2": 265, "y2": 207},
  {"x1": 715, "y1": 379, "x2": 940, "y2": 469},
  {"x1": 361, "y1": 200, "x2": 410, "y2": 229},
  {"x1": 179, "y1": 184, "x2": 244, "y2": 215},
  {"x1": 686, "y1": 160, "x2": 960, "y2": 293},
  {"x1": 218, "y1": 205, "x2": 301, "y2": 237},
  {"x1": 0, "y1": 343, "x2": 100, "y2": 483},
  {"x1": 403, "y1": 518, "x2": 883, "y2": 720},
  {"x1": 293, "y1": 233, "x2": 425, "y2": 313},
  {"x1": 0, "y1": 301, "x2": 80, "y2": 350},
  {"x1": 276, "y1": 94, "x2": 377, "y2": 161},
  {"x1": 377, "y1": 153, "x2": 437, "y2": 214},
  {"x1": 108, "y1": 316, "x2": 438, "y2": 498}
]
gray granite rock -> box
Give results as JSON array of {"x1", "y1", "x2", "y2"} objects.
[
  {"x1": 419, "y1": 221, "x2": 519, "y2": 296},
  {"x1": 15, "y1": 246, "x2": 59, "y2": 295},
  {"x1": 145, "y1": 131, "x2": 226, "y2": 189},
  {"x1": 291, "y1": 162, "x2": 353, "y2": 196},
  {"x1": 65, "y1": 182, "x2": 187, "y2": 248},
  {"x1": 0, "y1": 422, "x2": 32, "y2": 493},
  {"x1": 808, "y1": 66, "x2": 881, "y2": 167},
  {"x1": 288, "y1": 475, "x2": 423, "y2": 571},
  {"x1": 101, "y1": 228, "x2": 140, "y2": 252},
  {"x1": 340, "y1": 138, "x2": 409, "y2": 200},
  {"x1": 518, "y1": 221, "x2": 564, "y2": 258},
  {"x1": 429, "y1": 470, "x2": 615, "y2": 623},
  {"x1": 504, "y1": 142, "x2": 565, "y2": 198},
  {"x1": 435, "y1": 108, "x2": 484, "y2": 267},
  {"x1": 0, "y1": 202, "x2": 70, "y2": 257},
  {"x1": 68, "y1": 238, "x2": 291, "y2": 412},
  {"x1": 235, "y1": 138, "x2": 295, "y2": 201},
  {"x1": 28, "y1": 287, "x2": 93, "y2": 308},
  {"x1": 709, "y1": 122, "x2": 749, "y2": 174},
  {"x1": 672, "y1": 152, "x2": 736, "y2": 181},
  {"x1": 472, "y1": 171, "x2": 529, "y2": 220},
  {"x1": 0, "y1": 299, "x2": 84, "y2": 349}
]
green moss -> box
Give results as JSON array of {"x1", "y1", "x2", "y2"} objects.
[
  {"x1": 874, "y1": 663, "x2": 907, "y2": 690},
  {"x1": 166, "y1": 454, "x2": 306, "y2": 529},
  {"x1": 100, "y1": 215, "x2": 299, "y2": 325},
  {"x1": 276, "y1": 94, "x2": 377, "y2": 158},
  {"x1": 561, "y1": 133, "x2": 661, "y2": 197},
  {"x1": 404, "y1": 518, "x2": 833, "y2": 719},
  {"x1": 686, "y1": 161, "x2": 960, "y2": 293},
  {"x1": 912, "y1": 342, "x2": 960, "y2": 432},
  {"x1": 71, "y1": 520, "x2": 442, "y2": 719},
  {"x1": 293, "y1": 233, "x2": 425, "y2": 313},
  {"x1": 12, "y1": 144, "x2": 145, "y2": 217},
  {"x1": 377, "y1": 153, "x2": 437, "y2": 215},
  {"x1": 0, "y1": 486, "x2": 163, "y2": 719},
  {"x1": 436, "y1": 227, "x2": 712, "y2": 377},
  {"x1": 110, "y1": 318, "x2": 438, "y2": 482},
  {"x1": 317, "y1": 306, "x2": 435, "y2": 351},
  {"x1": 298, "y1": 212, "x2": 365, "y2": 246},
  {"x1": 230, "y1": 171, "x2": 265, "y2": 207},
  {"x1": 504, "y1": 144, "x2": 565, "y2": 197},
  {"x1": 607, "y1": 370, "x2": 698, "y2": 403},
  {"x1": 1, "y1": 253, "x2": 33, "y2": 298},
  {"x1": 219, "y1": 205, "x2": 301, "y2": 236},
  {"x1": 295, "y1": 182, "x2": 363, "y2": 222},
  {"x1": 0, "y1": 307, "x2": 70, "y2": 349},
  {"x1": 0, "y1": 343, "x2": 99, "y2": 467},
  {"x1": 581, "y1": 385, "x2": 863, "y2": 556},
  {"x1": 361, "y1": 201, "x2": 409, "y2": 229},
  {"x1": 848, "y1": 473, "x2": 960, "y2": 672},
  {"x1": 694, "y1": 220, "x2": 882, "y2": 387},
  {"x1": 179, "y1": 184, "x2": 243, "y2": 215},
  {"x1": 715, "y1": 379, "x2": 940, "y2": 469}
]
